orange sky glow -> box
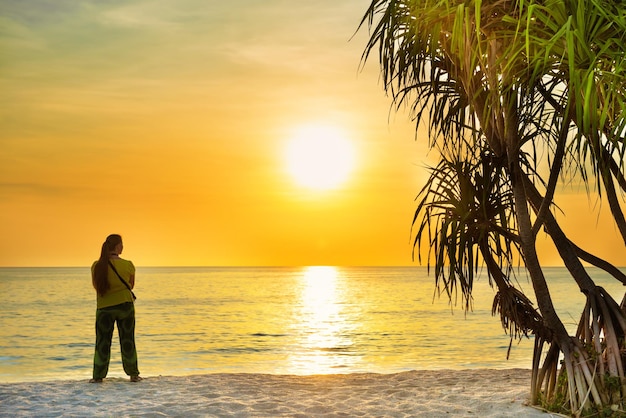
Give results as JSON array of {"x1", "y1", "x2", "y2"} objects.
[{"x1": 1, "y1": 1, "x2": 623, "y2": 267}]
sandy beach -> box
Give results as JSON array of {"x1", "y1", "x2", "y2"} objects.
[{"x1": 0, "y1": 369, "x2": 561, "y2": 417}]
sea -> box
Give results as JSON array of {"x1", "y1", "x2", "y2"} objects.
[{"x1": 0, "y1": 266, "x2": 624, "y2": 383}]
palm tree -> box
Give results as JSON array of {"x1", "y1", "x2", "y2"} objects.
[{"x1": 360, "y1": 0, "x2": 626, "y2": 415}]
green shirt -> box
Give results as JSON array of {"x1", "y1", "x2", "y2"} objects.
[{"x1": 92, "y1": 258, "x2": 136, "y2": 309}]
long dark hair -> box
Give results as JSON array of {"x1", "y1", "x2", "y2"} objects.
[{"x1": 92, "y1": 234, "x2": 122, "y2": 296}]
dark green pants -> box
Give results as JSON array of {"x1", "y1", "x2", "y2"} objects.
[{"x1": 92, "y1": 302, "x2": 139, "y2": 379}]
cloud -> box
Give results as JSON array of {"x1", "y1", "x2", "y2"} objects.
[{"x1": 1, "y1": 0, "x2": 368, "y2": 90}]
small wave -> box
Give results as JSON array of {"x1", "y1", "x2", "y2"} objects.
[
  {"x1": 66, "y1": 364, "x2": 90, "y2": 370},
  {"x1": 63, "y1": 343, "x2": 91, "y2": 348},
  {"x1": 210, "y1": 347, "x2": 274, "y2": 354},
  {"x1": 318, "y1": 347, "x2": 354, "y2": 354},
  {"x1": 250, "y1": 333, "x2": 288, "y2": 338}
]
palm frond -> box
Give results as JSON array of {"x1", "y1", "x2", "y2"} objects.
[{"x1": 412, "y1": 150, "x2": 519, "y2": 311}]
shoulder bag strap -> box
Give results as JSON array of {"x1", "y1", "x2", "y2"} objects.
[{"x1": 108, "y1": 260, "x2": 137, "y2": 300}]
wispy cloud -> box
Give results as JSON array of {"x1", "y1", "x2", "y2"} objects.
[{"x1": 0, "y1": 181, "x2": 89, "y2": 199}]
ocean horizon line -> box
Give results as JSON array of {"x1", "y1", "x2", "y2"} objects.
[{"x1": 1, "y1": 264, "x2": 615, "y2": 269}]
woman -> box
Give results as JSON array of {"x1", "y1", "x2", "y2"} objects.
[{"x1": 90, "y1": 234, "x2": 141, "y2": 383}]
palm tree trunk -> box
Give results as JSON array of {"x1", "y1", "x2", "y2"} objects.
[
  {"x1": 508, "y1": 152, "x2": 568, "y2": 339},
  {"x1": 523, "y1": 178, "x2": 596, "y2": 292},
  {"x1": 596, "y1": 134, "x2": 626, "y2": 244},
  {"x1": 602, "y1": 169, "x2": 626, "y2": 245},
  {"x1": 569, "y1": 241, "x2": 626, "y2": 285}
]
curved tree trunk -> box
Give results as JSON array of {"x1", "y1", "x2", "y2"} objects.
[
  {"x1": 536, "y1": 83, "x2": 626, "y2": 244},
  {"x1": 593, "y1": 136, "x2": 626, "y2": 245},
  {"x1": 602, "y1": 170, "x2": 626, "y2": 245},
  {"x1": 508, "y1": 155, "x2": 568, "y2": 338},
  {"x1": 569, "y1": 242, "x2": 626, "y2": 285}
]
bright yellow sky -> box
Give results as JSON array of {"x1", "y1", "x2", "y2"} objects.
[{"x1": 1, "y1": 1, "x2": 623, "y2": 267}]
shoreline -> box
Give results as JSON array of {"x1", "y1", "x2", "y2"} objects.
[{"x1": 0, "y1": 369, "x2": 559, "y2": 417}]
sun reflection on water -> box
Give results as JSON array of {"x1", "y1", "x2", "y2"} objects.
[{"x1": 288, "y1": 266, "x2": 361, "y2": 374}]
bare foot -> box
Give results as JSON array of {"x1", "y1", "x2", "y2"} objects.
[
  {"x1": 89, "y1": 378, "x2": 103, "y2": 383},
  {"x1": 130, "y1": 376, "x2": 142, "y2": 382}
]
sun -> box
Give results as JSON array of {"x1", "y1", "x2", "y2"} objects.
[{"x1": 285, "y1": 124, "x2": 355, "y2": 191}]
